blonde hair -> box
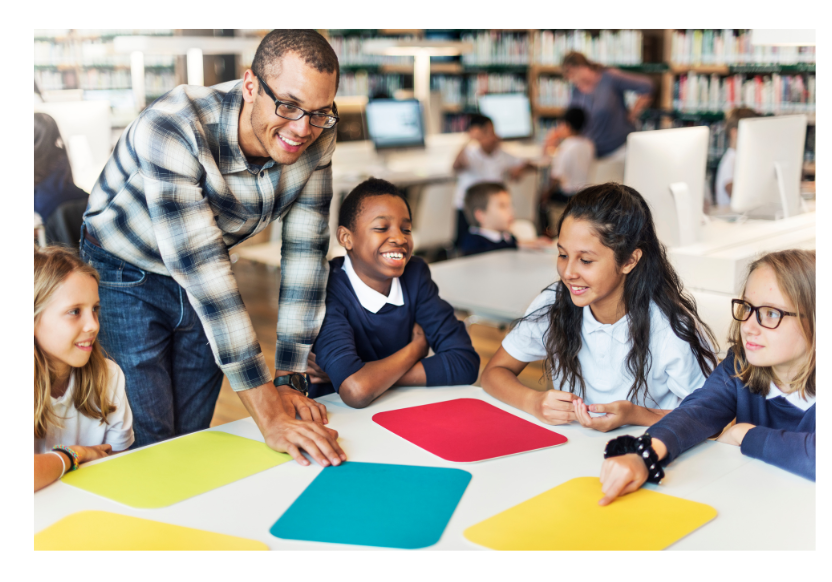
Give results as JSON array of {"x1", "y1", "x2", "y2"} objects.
[
  {"x1": 728, "y1": 249, "x2": 815, "y2": 398},
  {"x1": 34, "y1": 245, "x2": 115, "y2": 439}
]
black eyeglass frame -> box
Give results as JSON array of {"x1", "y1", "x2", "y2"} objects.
[
  {"x1": 254, "y1": 73, "x2": 339, "y2": 129},
  {"x1": 731, "y1": 299, "x2": 798, "y2": 330}
]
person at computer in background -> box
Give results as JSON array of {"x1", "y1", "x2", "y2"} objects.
[
  {"x1": 540, "y1": 107, "x2": 595, "y2": 237},
  {"x1": 34, "y1": 113, "x2": 89, "y2": 239},
  {"x1": 452, "y1": 114, "x2": 535, "y2": 248},
  {"x1": 556, "y1": 52, "x2": 653, "y2": 161},
  {"x1": 308, "y1": 178, "x2": 480, "y2": 409},
  {"x1": 460, "y1": 182, "x2": 551, "y2": 257},
  {"x1": 714, "y1": 108, "x2": 761, "y2": 207}
]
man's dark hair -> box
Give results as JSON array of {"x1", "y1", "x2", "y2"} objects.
[
  {"x1": 464, "y1": 181, "x2": 508, "y2": 226},
  {"x1": 468, "y1": 113, "x2": 493, "y2": 131},
  {"x1": 561, "y1": 107, "x2": 587, "y2": 134},
  {"x1": 252, "y1": 29, "x2": 340, "y2": 91},
  {"x1": 339, "y1": 177, "x2": 413, "y2": 232}
]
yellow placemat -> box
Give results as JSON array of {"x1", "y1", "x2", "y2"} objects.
[
  {"x1": 464, "y1": 477, "x2": 717, "y2": 551},
  {"x1": 35, "y1": 511, "x2": 269, "y2": 551},
  {"x1": 62, "y1": 431, "x2": 291, "y2": 508}
]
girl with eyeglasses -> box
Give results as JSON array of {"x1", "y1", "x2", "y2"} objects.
[{"x1": 598, "y1": 249, "x2": 816, "y2": 505}]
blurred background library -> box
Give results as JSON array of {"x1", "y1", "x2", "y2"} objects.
[{"x1": 33, "y1": 29, "x2": 817, "y2": 425}]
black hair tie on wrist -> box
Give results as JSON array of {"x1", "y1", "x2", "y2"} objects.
[{"x1": 603, "y1": 433, "x2": 665, "y2": 484}]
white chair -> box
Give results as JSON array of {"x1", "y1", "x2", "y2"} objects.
[
  {"x1": 506, "y1": 171, "x2": 538, "y2": 222},
  {"x1": 587, "y1": 154, "x2": 626, "y2": 185},
  {"x1": 411, "y1": 181, "x2": 457, "y2": 254},
  {"x1": 509, "y1": 218, "x2": 537, "y2": 242}
]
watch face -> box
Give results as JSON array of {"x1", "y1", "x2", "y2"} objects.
[{"x1": 290, "y1": 374, "x2": 303, "y2": 391}]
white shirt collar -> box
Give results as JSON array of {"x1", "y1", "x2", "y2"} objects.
[
  {"x1": 468, "y1": 226, "x2": 512, "y2": 243},
  {"x1": 582, "y1": 305, "x2": 630, "y2": 344},
  {"x1": 343, "y1": 254, "x2": 404, "y2": 314},
  {"x1": 766, "y1": 382, "x2": 816, "y2": 411}
]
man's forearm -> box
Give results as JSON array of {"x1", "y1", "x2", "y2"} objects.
[{"x1": 236, "y1": 382, "x2": 290, "y2": 434}]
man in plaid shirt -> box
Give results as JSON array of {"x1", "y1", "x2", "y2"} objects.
[{"x1": 80, "y1": 30, "x2": 345, "y2": 467}]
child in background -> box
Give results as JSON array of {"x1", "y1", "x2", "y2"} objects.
[
  {"x1": 598, "y1": 249, "x2": 815, "y2": 505},
  {"x1": 540, "y1": 107, "x2": 595, "y2": 236},
  {"x1": 34, "y1": 246, "x2": 134, "y2": 492},
  {"x1": 452, "y1": 114, "x2": 534, "y2": 247},
  {"x1": 460, "y1": 182, "x2": 552, "y2": 256},
  {"x1": 481, "y1": 183, "x2": 718, "y2": 432},
  {"x1": 714, "y1": 107, "x2": 760, "y2": 207},
  {"x1": 310, "y1": 178, "x2": 480, "y2": 408},
  {"x1": 460, "y1": 182, "x2": 518, "y2": 256}
]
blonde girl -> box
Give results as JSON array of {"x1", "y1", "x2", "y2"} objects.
[
  {"x1": 34, "y1": 246, "x2": 134, "y2": 492},
  {"x1": 599, "y1": 249, "x2": 816, "y2": 505}
]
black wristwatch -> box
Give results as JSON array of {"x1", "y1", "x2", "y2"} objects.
[{"x1": 274, "y1": 373, "x2": 309, "y2": 397}]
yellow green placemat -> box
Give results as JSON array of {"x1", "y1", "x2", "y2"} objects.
[
  {"x1": 62, "y1": 431, "x2": 291, "y2": 508},
  {"x1": 464, "y1": 477, "x2": 717, "y2": 551},
  {"x1": 35, "y1": 511, "x2": 269, "y2": 550}
]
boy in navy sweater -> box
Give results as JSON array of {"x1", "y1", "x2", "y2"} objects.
[
  {"x1": 309, "y1": 178, "x2": 480, "y2": 408},
  {"x1": 459, "y1": 182, "x2": 519, "y2": 257}
]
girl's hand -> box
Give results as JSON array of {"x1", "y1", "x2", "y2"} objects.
[
  {"x1": 71, "y1": 444, "x2": 113, "y2": 464},
  {"x1": 717, "y1": 423, "x2": 756, "y2": 446},
  {"x1": 533, "y1": 389, "x2": 577, "y2": 425},
  {"x1": 598, "y1": 453, "x2": 648, "y2": 506},
  {"x1": 574, "y1": 398, "x2": 633, "y2": 432}
]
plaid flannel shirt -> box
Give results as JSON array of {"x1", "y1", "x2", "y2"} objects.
[{"x1": 84, "y1": 81, "x2": 336, "y2": 391}]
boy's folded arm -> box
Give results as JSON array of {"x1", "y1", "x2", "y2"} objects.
[{"x1": 339, "y1": 342, "x2": 425, "y2": 408}]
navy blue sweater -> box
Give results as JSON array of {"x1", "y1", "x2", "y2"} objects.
[
  {"x1": 648, "y1": 349, "x2": 816, "y2": 480},
  {"x1": 310, "y1": 256, "x2": 480, "y2": 398},
  {"x1": 459, "y1": 232, "x2": 518, "y2": 257},
  {"x1": 34, "y1": 157, "x2": 88, "y2": 223}
]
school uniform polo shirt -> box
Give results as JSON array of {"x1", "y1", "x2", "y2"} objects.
[{"x1": 502, "y1": 286, "x2": 707, "y2": 408}]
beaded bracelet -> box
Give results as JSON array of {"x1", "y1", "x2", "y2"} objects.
[
  {"x1": 52, "y1": 445, "x2": 79, "y2": 472},
  {"x1": 603, "y1": 433, "x2": 665, "y2": 484}
]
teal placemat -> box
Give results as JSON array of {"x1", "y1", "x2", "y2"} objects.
[{"x1": 270, "y1": 462, "x2": 471, "y2": 549}]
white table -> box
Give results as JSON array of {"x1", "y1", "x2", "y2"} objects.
[{"x1": 33, "y1": 385, "x2": 814, "y2": 550}]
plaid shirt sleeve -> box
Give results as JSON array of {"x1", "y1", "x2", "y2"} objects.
[
  {"x1": 133, "y1": 112, "x2": 272, "y2": 391},
  {"x1": 274, "y1": 134, "x2": 336, "y2": 373}
]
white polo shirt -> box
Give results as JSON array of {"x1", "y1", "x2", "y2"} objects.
[
  {"x1": 715, "y1": 147, "x2": 736, "y2": 207},
  {"x1": 455, "y1": 144, "x2": 521, "y2": 209},
  {"x1": 550, "y1": 136, "x2": 595, "y2": 194},
  {"x1": 35, "y1": 359, "x2": 135, "y2": 454},
  {"x1": 502, "y1": 286, "x2": 708, "y2": 408}
]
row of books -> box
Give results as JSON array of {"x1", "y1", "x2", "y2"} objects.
[
  {"x1": 460, "y1": 32, "x2": 530, "y2": 65},
  {"x1": 35, "y1": 40, "x2": 175, "y2": 68},
  {"x1": 673, "y1": 72, "x2": 816, "y2": 114},
  {"x1": 533, "y1": 30, "x2": 643, "y2": 66},
  {"x1": 327, "y1": 35, "x2": 414, "y2": 66},
  {"x1": 35, "y1": 68, "x2": 176, "y2": 93},
  {"x1": 670, "y1": 30, "x2": 816, "y2": 65},
  {"x1": 431, "y1": 76, "x2": 464, "y2": 107},
  {"x1": 431, "y1": 73, "x2": 527, "y2": 108},
  {"x1": 536, "y1": 77, "x2": 572, "y2": 108},
  {"x1": 336, "y1": 72, "x2": 405, "y2": 98}
]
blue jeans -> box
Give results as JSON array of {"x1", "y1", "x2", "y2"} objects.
[{"x1": 80, "y1": 228, "x2": 224, "y2": 448}]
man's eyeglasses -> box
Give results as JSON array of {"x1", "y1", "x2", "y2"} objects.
[
  {"x1": 254, "y1": 74, "x2": 339, "y2": 129},
  {"x1": 731, "y1": 299, "x2": 798, "y2": 330}
]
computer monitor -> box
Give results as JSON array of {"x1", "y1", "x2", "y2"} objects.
[
  {"x1": 364, "y1": 99, "x2": 425, "y2": 150},
  {"x1": 624, "y1": 126, "x2": 709, "y2": 247},
  {"x1": 477, "y1": 93, "x2": 532, "y2": 140},
  {"x1": 732, "y1": 115, "x2": 807, "y2": 219}
]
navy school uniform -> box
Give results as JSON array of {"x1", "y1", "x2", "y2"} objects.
[
  {"x1": 648, "y1": 349, "x2": 816, "y2": 480},
  {"x1": 310, "y1": 255, "x2": 480, "y2": 398},
  {"x1": 459, "y1": 227, "x2": 518, "y2": 257}
]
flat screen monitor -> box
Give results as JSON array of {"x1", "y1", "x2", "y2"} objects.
[
  {"x1": 364, "y1": 99, "x2": 425, "y2": 150},
  {"x1": 732, "y1": 115, "x2": 807, "y2": 219},
  {"x1": 624, "y1": 126, "x2": 709, "y2": 247},
  {"x1": 478, "y1": 93, "x2": 533, "y2": 139}
]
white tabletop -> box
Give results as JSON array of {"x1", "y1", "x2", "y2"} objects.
[
  {"x1": 430, "y1": 250, "x2": 560, "y2": 323},
  {"x1": 33, "y1": 385, "x2": 814, "y2": 550}
]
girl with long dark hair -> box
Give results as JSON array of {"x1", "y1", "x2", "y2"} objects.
[{"x1": 481, "y1": 182, "x2": 718, "y2": 432}]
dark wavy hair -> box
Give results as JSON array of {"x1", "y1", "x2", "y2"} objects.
[{"x1": 529, "y1": 182, "x2": 718, "y2": 405}]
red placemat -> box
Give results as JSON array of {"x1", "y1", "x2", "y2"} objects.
[{"x1": 372, "y1": 398, "x2": 567, "y2": 462}]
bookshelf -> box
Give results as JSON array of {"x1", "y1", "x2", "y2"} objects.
[{"x1": 34, "y1": 29, "x2": 178, "y2": 127}]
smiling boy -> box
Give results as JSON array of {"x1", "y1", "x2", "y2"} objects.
[{"x1": 310, "y1": 178, "x2": 480, "y2": 408}]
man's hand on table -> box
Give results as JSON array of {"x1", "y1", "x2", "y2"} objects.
[
  {"x1": 237, "y1": 381, "x2": 346, "y2": 468},
  {"x1": 276, "y1": 383, "x2": 329, "y2": 424}
]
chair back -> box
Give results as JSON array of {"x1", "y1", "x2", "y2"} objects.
[{"x1": 44, "y1": 197, "x2": 89, "y2": 248}]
